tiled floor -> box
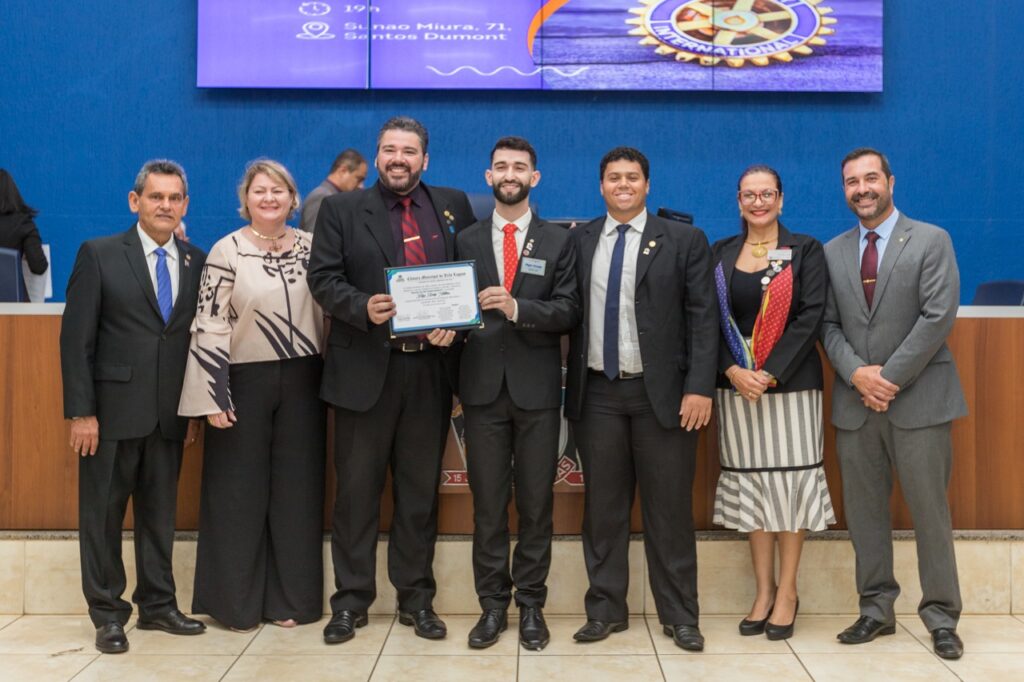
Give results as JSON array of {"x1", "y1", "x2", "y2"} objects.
[{"x1": 1, "y1": 614, "x2": 1023, "y2": 681}]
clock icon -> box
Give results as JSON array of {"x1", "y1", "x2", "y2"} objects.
[{"x1": 299, "y1": 2, "x2": 331, "y2": 17}]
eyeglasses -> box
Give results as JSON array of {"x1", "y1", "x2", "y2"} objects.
[{"x1": 738, "y1": 190, "x2": 780, "y2": 206}]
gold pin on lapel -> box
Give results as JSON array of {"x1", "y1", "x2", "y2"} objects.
[
  {"x1": 643, "y1": 248, "x2": 651, "y2": 255},
  {"x1": 648, "y1": 240, "x2": 656, "y2": 247}
]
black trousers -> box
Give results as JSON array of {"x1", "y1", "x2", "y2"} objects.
[
  {"x1": 192, "y1": 356, "x2": 326, "y2": 629},
  {"x1": 572, "y1": 374, "x2": 699, "y2": 625},
  {"x1": 79, "y1": 427, "x2": 183, "y2": 628},
  {"x1": 464, "y1": 385, "x2": 559, "y2": 610},
  {"x1": 330, "y1": 350, "x2": 451, "y2": 614}
]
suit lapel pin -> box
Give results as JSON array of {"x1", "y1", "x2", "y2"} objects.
[
  {"x1": 184, "y1": 253, "x2": 191, "y2": 268},
  {"x1": 898, "y1": 237, "x2": 905, "y2": 242},
  {"x1": 643, "y1": 248, "x2": 651, "y2": 255},
  {"x1": 524, "y1": 238, "x2": 535, "y2": 257},
  {"x1": 648, "y1": 240, "x2": 656, "y2": 248}
]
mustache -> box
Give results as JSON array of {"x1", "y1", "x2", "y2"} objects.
[
  {"x1": 853, "y1": 191, "x2": 879, "y2": 202},
  {"x1": 386, "y1": 162, "x2": 411, "y2": 172}
]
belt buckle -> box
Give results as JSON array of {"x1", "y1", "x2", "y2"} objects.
[{"x1": 400, "y1": 340, "x2": 423, "y2": 353}]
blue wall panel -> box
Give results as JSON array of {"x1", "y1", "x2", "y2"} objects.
[{"x1": 1, "y1": 1, "x2": 1020, "y2": 302}]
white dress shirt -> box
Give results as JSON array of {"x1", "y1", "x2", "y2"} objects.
[
  {"x1": 137, "y1": 224, "x2": 179, "y2": 304},
  {"x1": 587, "y1": 210, "x2": 645, "y2": 374},
  {"x1": 858, "y1": 207, "x2": 900, "y2": 268},
  {"x1": 490, "y1": 208, "x2": 531, "y2": 323}
]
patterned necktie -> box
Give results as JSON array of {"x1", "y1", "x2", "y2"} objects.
[
  {"x1": 399, "y1": 196, "x2": 426, "y2": 266},
  {"x1": 861, "y1": 230, "x2": 880, "y2": 308},
  {"x1": 603, "y1": 224, "x2": 630, "y2": 380},
  {"x1": 502, "y1": 224, "x2": 518, "y2": 292},
  {"x1": 154, "y1": 246, "x2": 173, "y2": 323}
]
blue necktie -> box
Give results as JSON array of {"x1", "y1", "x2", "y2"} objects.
[
  {"x1": 603, "y1": 224, "x2": 630, "y2": 380},
  {"x1": 154, "y1": 247, "x2": 173, "y2": 323}
]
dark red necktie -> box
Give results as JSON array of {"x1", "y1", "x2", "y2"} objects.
[
  {"x1": 502, "y1": 224, "x2": 518, "y2": 292},
  {"x1": 400, "y1": 196, "x2": 426, "y2": 266},
  {"x1": 861, "y1": 230, "x2": 880, "y2": 307}
]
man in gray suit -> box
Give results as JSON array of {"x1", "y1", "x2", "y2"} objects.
[
  {"x1": 822, "y1": 148, "x2": 967, "y2": 660},
  {"x1": 299, "y1": 148, "x2": 368, "y2": 232}
]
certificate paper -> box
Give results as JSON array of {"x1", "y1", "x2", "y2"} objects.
[{"x1": 386, "y1": 261, "x2": 483, "y2": 337}]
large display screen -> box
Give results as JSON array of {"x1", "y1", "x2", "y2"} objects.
[{"x1": 197, "y1": 1, "x2": 882, "y2": 92}]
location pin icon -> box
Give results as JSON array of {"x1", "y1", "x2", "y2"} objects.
[{"x1": 298, "y1": 21, "x2": 335, "y2": 39}]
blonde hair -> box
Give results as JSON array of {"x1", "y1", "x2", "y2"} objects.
[{"x1": 237, "y1": 158, "x2": 300, "y2": 221}]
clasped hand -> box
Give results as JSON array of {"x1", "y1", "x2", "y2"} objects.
[
  {"x1": 851, "y1": 365, "x2": 899, "y2": 412},
  {"x1": 727, "y1": 366, "x2": 772, "y2": 403}
]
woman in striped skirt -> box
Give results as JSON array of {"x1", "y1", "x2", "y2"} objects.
[{"x1": 711, "y1": 166, "x2": 835, "y2": 640}]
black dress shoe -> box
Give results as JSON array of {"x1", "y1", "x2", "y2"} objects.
[
  {"x1": 519, "y1": 606, "x2": 550, "y2": 651},
  {"x1": 573, "y1": 619, "x2": 628, "y2": 642},
  {"x1": 738, "y1": 602, "x2": 774, "y2": 636},
  {"x1": 95, "y1": 622, "x2": 129, "y2": 654},
  {"x1": 323, "y1": 610, "x2": 368, "y2": 644},
  {"x1": 398, "y1": 609, "x2": 447, "y2": 639},
  {"x1": 468, "y1": 609, "x2": 507, "y2": 649},
  {"x1": 663, "y1": 624, "x2": 705, "y2": 651},
  {"x1": 765, "y1": 599, "x2": 799, "y2": 641},
  {"x1": 137, "y1": 609, "x2": 206, "y2": 636},
  {"x1": 931, "y1": 628, "x2": 964, "y2": 660},
  {"x1": 836, "y1": 615, "x2": 896, "y2": 644}
]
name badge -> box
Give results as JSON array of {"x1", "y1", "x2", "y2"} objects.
[
  {"x1": 767, "y1": 249, "x2": 792, "y2": 261},
  {"x1": 521, "y1": 257, "x2": 546, "y2": 276}
]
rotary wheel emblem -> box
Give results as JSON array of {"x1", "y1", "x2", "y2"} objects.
[{"x1": 627, "y1": 0, "x2": 836, "y2": 67}]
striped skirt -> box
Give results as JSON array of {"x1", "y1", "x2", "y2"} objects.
[{"x1": 713, "y1": 388, "x2": 835, "y2": 533}]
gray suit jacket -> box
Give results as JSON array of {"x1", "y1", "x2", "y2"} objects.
[
  {"x1": 822, "y1": 213, "x2": 968, "y2": 430},
  {"x1": 299, "y1": 180, "x2": 337, "y2": 233}
]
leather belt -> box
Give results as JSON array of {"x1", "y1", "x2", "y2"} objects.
[
  {"x1": 589, "y1": 368, "x2": 643, "y2": 380},
  {"x1": 390, "y1": 339, "x2": 427, "y2": 353}
]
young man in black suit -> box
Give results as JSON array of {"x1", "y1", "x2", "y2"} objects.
[
  {"x1": 60, "y1": 160, "x2": 207, "y2": 653},
  {"x1": 308, "y1": 116, "x2": 476, "y2": 644},
  {"x1": 454, "y1": 137, "x2": 579, "y2": 650},
  {"x1": 564, "y1": 147, "x2": 718, "y2": 651}
]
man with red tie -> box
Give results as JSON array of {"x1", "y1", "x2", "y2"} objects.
[
  {"x1": 454, "y1": 137, "x2": 579, "y2": 650},
  {"x1": 308, "y1": 116, "x2": 476, "y2": 645}
]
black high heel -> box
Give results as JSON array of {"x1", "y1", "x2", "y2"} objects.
[
  {"x1": 738, "y1": 601, "x2": 774, "y2": 636},
  {"x1": 765, "y1": 598, "x2": 799, "y2": 641}
]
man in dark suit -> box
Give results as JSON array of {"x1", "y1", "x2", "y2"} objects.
[
  {"x1": 454, "y1": 137, "x2": 578, "y2": 651},
  {"x1": 60, "y1": 160, "x2": 207, "y2": 654},
  {"x1": 308, "y1": 116, "x2": 476, "y2": 644},
  {"x1": 300, "y1": 148, "x2": 368, "y2": 232},
  {"x1": 822, "y1": 148, "x2": 967, "y2": 660},
  {"x1": 564, "y1": 147, "x2": 718, "y2": 651}
]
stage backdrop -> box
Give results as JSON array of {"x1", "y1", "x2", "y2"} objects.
[{"x1": 0, "y1": 0, "x2": 1020, "y2": 303}]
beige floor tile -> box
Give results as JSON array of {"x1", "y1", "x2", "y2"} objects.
[
  {"x1": 893, "y1": 540, "x2": 1011, "y2": 615},
  {"x1": 0, "y1": 615, "x2": 20, "y2": 629},
  {"x1": 518, "y1": 654, "x2": 662, "y2": 682},
  {"x1": 660, "y1": 653, "x2": 811, "y2": 681},
  {"x1": 784, "y1": 616, "x2": 928, "y2": 654},
  {"x1": 0, "y1": 616, "x2": 101, "y2": 655},
  {"x1": 1012, "y1": 542, "x2": 1023, "y2": 614},
  {"x1": 900, "y1": 614, "x2": 1024, "y2": 653},
  {"x1": 126, "y1": 616, "x2": 256, "y2": 655},
  {"x1": 795, "y1": 541, "x2": 860, "y2": 614},
  {"x1": 23, "y1": 541, "x2": 86, "y2": 615},
  {"x1": 0, "y1": 541, "x2": 25, "y2": 614},
  {"x1": 321, "y1": 540, "x2": 400, "y2": 617},
  {"x1": 247, "y1": 615, "x2": 392, "y2": 656},
  {"x1": 74, "y1": 653, "x2": 234, "y2": 681},
  {"x1": 539, "y1": 541, "x2": 589, "y2": 614},
  {"x1": 224, "y1": 654, "x2": 376, "y2": 681},
  {"x1": 432, "y1": 541, "x2": 478, "y2": 614},
  {"x1": 172, "y1": 540, "x2": 197, "y2": 612},
  {"x1": 371, "y1": 654, "x2": 516, "y2": 682},
  {"x1": 798, "y1": 652, "x2": 959, "y2": 681},
  {"x1": 693, "y1": 540, "x2": 756, "y2": 615},
  {"x1": 940, "y1": 652, "x2": 1024, "y2": 682},
  {"x1": 0, "y1": 653, "x2": 97, "y2": 682},
  {"x1": 381, "y1": 614, "x2": 517, "y2": 655},
  {"x1": 647, "y1": 615, "x2": 792, "y2": 655},
  {"x1": 519, "y1": 616, "x2": 653, "y2": 656}
]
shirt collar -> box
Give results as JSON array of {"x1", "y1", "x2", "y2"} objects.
[
  {"x1": 604, "y1": 209, "x2": 647, "y2": 236},
  {"x1": 859, "y1": 207, "x2": 900, "y2": 244},
  {"x1": 379, "y1": 181, "x2": 426, "y2": 210},
  {"x1": 492, "y1": 208, "x2": 532, "y2": 234},
  {"x1": 136, "y1": 224, "x2": 178, "y2": 260}
]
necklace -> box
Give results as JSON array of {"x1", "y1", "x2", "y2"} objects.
[
  {"x1": 745, "y1": 233, "x2": 777, "y2": 258},
  {"x1": 249, "y1": 226, "x2": 288, "y2": 252}
]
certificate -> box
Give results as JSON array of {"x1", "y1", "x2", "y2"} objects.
[{"x1": 385, "y1": 261, "x2": 483, "y2": 337}]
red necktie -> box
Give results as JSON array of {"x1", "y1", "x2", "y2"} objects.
[
  {"x1": 400, "y1": 196, "x2": 426, "y2": 266},
  {"x1": 861, "y1": 230, "x2": 880, "y2": 307},
  {"x1": 502, "y1": 224, "x2": 518, "y2": 292}
]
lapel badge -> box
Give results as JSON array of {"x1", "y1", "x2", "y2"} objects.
[
  {"x1": 643, "y1": 248, "x2": 651, "y2": 255},
  {"x1": 648, "y1": 240, "x2": 656, "y2": 248},
  {"x1": 184, "y1": 253, "x2": 191, "y2": 268},
  {"x1": 524, "y1": 238, "x2": 535, "y2": 257}
]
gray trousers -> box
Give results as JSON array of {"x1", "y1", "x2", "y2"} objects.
[{"x1": 836, "y1": 415, "x2": 961, "y2": 631}]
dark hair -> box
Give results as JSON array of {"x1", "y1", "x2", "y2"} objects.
[
  {"x1": 329, "y1": 148, "x2": 366, "y2": 174},
  {"x1": 133, "y1": 159, "x2": 189, "y2": 196},
  {"x1": 599, "y1": 146, "x2": 649, "y2": 180},
  {"x1": 0, "y1": 169, "x2": 38, "y2": 216},
  {"x1": 841, "y1": 147, "x2": 892, "y2": 179},
  {"x1": 377, "y1": 116, "x2": 429, "y2": 154},
  {"x1": 491, "y1": 136, "x2": 537, "y2": 168},
  {"x1": 737, "y1": 165, "x2": 783, "y2": 235}
]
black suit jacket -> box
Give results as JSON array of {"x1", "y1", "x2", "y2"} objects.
[
  {"x1": 307, "y1": 181, "x2": 476, "y2": 410},
  {"x1": 564, "y1": 213, "x2": 719, "y2": 429},
  {"x1": 0, "y1": 213, "x2": 48, "y2": 274},
  {"x1": 60, "y1": 226, "x2": 206, "y2": 441},
  {"x1": 712, "y1": 225, "x2": 826, "y2": 393},
  {"x1": 454, "y1": 215, "x2": 579, "y2": 410}
]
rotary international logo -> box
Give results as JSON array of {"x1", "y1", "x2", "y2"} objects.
[{"x1": 627, "y1": 0, "x2": 836, "y2": 67}]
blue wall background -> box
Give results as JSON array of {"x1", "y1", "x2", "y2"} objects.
[{"x1": 1, "y1": 1, "x2": 1020, "y2": 303}]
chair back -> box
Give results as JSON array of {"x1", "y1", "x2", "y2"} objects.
[
  {"x1": 972, "y1": 280, "x2": 1024, "y2": 305},
  {"x1": 0, "y1": 247, "x2": 29, "y2": 302}
]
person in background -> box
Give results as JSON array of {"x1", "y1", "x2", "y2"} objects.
[
  {"x1": 0, "y1": 169, "x2": 49, "y2": 292},
  {"x1": 711, "y1": 165, "x2": 834, "y2": 641},
  {"x1": 300, "y1": 148, "x2": 368, "y2": 232},
  {"x1": 178, "y1": 158, "x2": 326, "y2": 632}
]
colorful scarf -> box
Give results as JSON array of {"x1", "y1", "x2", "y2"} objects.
[{"x1": 714, "y1": 258, "x2": 794, "y2": 376}]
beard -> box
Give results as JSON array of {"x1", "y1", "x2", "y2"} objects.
[
  {"x1": 378, "y1": 161, "x2": 423, "y2": 194},
  {"x1": 492, "y1": 180, "x2": 531, "y2": 206},
  {"x1": 848, "y1": 190, "x2": 892, "y2": 223}
]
